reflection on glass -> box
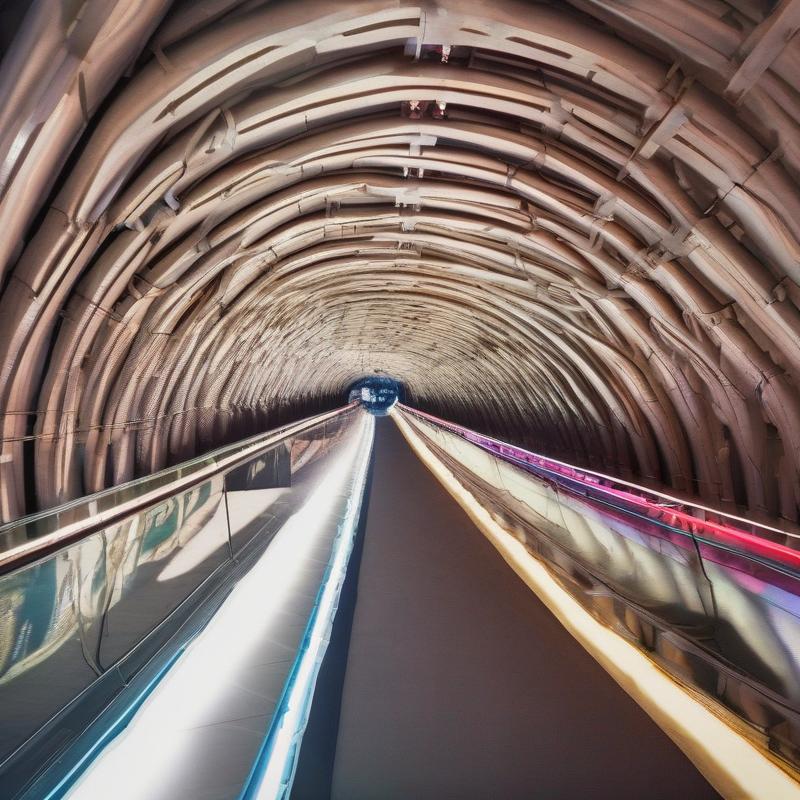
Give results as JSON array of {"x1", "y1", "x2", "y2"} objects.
[
  {"x1": 0, "y1": 407, "x2": 361, "y2": 785},
  {"x1": 401, "y1": 407, "x2": 800, "y2": 768}
]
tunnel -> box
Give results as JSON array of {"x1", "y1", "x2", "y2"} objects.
[
  {"x1": 1, "y1": 0, "x2": 800, "y2": 798},
  {"x1": 346, "y1": 377, "x2": 402, "y2": 415}
]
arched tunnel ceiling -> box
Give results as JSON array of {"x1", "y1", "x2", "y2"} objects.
[{"x1": 1, "y1": 0, "x2": 799, "y2": 525}]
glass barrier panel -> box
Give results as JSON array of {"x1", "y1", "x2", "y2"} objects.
[
  {"x1": 397, "y1": 406, "x2": 800, "y2": 769},
  {"x1": 98, "y1": 475, "x2": 230, "y2": 667},
  {"x1": 698, "y1": 540, "x2": 800, "y2": 705},
  {"x1": 0, "y1": 407, "x2": 361, "y2": 791},
  {"x1": 0, "y1": 407, "x2": 350, "y2": 560},
  {"x1": 225, "y1": 443, "x2": 294, "y2": 553},
  {"x1": 0, "y1": 526, "x2": 113, "y2": 763}
]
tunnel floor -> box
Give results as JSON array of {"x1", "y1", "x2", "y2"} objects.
[{"x1": 296, "y1": 417, "x2": 720, "y2": 799}]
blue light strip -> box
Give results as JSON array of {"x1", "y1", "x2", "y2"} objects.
[
  {"x1": 29, "y1": 414, "x2": 372, "y2": 800},
  {"x1": 238, "y1": 417, "x2": 374, "y2": 800},
  {"x1": 39, "y1": 647, "x2": 187, "y2": 800}
]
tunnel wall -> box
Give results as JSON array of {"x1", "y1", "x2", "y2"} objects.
[{"x1": 0, "y1": 0, "x2": 799, "y2": 523}]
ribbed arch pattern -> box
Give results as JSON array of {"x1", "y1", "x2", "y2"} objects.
[{"x1": 0, "y1": 0, "x2": 798, "y2": 524}]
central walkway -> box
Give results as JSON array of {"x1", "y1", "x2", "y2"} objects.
[{"x1": 325, "y1": 418, "x2": 718, "y2": 799}]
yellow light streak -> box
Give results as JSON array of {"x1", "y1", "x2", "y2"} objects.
[{"x1": 392, "y1": 409, "x2": 800, "y2": 800}]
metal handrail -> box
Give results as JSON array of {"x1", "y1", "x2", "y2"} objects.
[
  {"x1": 0, "y1": 403, "x2": 357, "y2": 573},
  {"x1": 398, "y1": 404, "x2": 800, "y2": 577},
  {"x1": 398, "y1": 404, "x2": 796, "y2": 540}
]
